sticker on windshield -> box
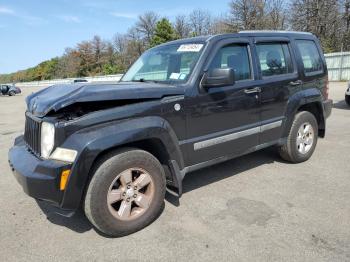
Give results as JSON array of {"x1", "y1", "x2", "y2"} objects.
[
  {"x1": 170, "y1": 73, "x2": 181, "y2": 80},
  {"x1": 177, "y1": 44, "x2": 203, "y2": 52},
  {"x1": 179, "y1": 73, "x2": 187, "y2": 80},
  {"x1": 170, "y1": 73, "x2": 188, "y2": 80}
]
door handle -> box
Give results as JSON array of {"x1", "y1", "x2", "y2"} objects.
[
  {"x1": 289, "y1": 80, "x2": 303, "y2": 86},
  {"x1": 244, "y1": 87, "x2": 261, "y2": 94}
]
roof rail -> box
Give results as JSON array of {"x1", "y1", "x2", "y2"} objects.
[{"x1": 239, "y1": 30, "x2": 312, "y2": 35}]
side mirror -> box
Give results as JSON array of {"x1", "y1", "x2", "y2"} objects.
[{"x1": 201, "y1": 68, "x2": 235, "y2": 89}]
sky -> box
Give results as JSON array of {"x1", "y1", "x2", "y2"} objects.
[{"x1": 0, "y1": 0, "x2": 230, "y2": 74}]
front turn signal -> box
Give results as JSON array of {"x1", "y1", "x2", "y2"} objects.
[{"x1": 60, "y1": 170, "x2": 71, "y2": 191}]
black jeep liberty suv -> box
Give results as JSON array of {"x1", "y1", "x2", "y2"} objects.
[{"x1": 9, "y1": 31, "x2": 333, "y2": 237}]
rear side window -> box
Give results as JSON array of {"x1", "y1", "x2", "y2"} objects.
[
  {"x1": 256, "y1": 43, "x2": 294, "y2": 77},
  {"x1": 296, "y1": 40, "x2": 323, "y2": 75},
  {"x1": 209, "y1": 44, "x2": 252, "y2": 81}
]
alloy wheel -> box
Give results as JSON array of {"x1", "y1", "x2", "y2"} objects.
[
  {"x1": 296, "y1": 122, "x2": 314, "y2": 154},
  {"x1": 107, "y1": 168, "x2": 155, "y2": 221}
]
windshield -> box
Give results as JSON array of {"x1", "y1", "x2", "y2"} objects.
[{"x1": 121, "y1": 42, "x2": 205, "y2": 83}]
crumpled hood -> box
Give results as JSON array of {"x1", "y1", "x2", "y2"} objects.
[{"x1": 26, "y1": 82, "x2": 183, "y2": 117}]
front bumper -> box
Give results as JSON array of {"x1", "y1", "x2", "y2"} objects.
[
  {"x1": 323, "y1": 99, "x2": 332, "y2": 119},
  {"x1": 8, "y1": 136, "x2": 72, "y2": 209}
]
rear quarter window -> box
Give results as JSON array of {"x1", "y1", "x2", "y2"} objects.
[{"x1": 296, "y1": 40, "x2": 323, "y2": 76}]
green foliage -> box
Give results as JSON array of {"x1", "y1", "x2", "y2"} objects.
[
  {"x1": 0, "y1": 32, "x2": 140, "y2": 84},
  {"x1": 102, "y1": 63, "x2": 124, "y2": 75},
  {"x1": 0, "y1": 57, "x2": 60, "y2": 83},
  {"x1": 150, "y1": 18, "x2": 177, "y2": 47}
]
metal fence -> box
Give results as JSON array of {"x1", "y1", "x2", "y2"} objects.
[{"x1": 325, "y1": 52, "x2": 350, "y2": 81}]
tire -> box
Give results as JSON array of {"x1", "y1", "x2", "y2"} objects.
[
  {"x1": 345, "y1": 95, "x2": 350, "y2": 106},
  {"x1": 278, "y1": 111, "x2": 318, "y2": 163},
  {"x1": 8, "y1": 91, "x2": 15, "y2": 96},
  {"x1": 84, "y1": 148, "x2": 166, "y2": 237}
]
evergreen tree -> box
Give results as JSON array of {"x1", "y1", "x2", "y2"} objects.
[{"x1": 150, "y1": 18, "x2": 176, "y2": 47}]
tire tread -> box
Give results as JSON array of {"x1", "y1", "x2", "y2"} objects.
[{"x1": 279, "y1": 111, "x2": 318, "y2": 163}]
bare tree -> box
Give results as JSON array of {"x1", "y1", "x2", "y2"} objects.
[
  {"x1": 211, "y1": 15, "x2": 238, "y2": 34},
  {"x1": 345, "y1": 0, "x2": 350, "y2": 31},
  {"x1": 104, "y1": 42, "x2": 116, "y2": 67},
  {"x1": 341, "y1": 0, "x2": 350, "y2": 50},
  {"x1": 265, "y1": 0, "x2": 287, "y2": 30},
  {"x1": 290, "y1": 0, "x2": 341, "y2": 52},
  {"x1": 56, "y1": 48, "x2": 81, "y2": 78},
  {"x1": 174, "y1": 15, "x2": 191, "y2": 38},
  {"x1": 77, "y1": 41, "x2": 94, "y2": 76},
  {"x1": 91, "y1": 35, "x2": 108, "y2": 73},
  {"x1": 113, "y1": 33, "x2": 128, "y2": 54},
  {"x1": 229, "y1": 0, "x2": 267, "y2": 30},
  {"x1": 135, "y1": 11, "x2": 159, "y2": 45},
  {"x1": 127, "y1": 27, "x2": 146, "y2": 55},
  {"x1": 189, "y1": 9, "x2": 213, "y2": 36}
]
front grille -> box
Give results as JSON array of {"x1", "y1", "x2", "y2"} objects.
[{"x1": 24, "y1": 114, "x2": 41, "y2": 155}]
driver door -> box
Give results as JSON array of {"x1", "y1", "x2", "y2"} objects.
[{"x1": 184, "y1": 38, "x2": 261, "y2": 165}]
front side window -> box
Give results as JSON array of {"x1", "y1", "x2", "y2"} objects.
[
  {"x1": 256, "y1": 43, "x2": 294, "y2": 77},
  {"x1": 296, "y1": 40, "x2": 323, "y2": 75},
  {"x1": 209, "y1": 44, "x2": 252, "y2": 81},
  {"x1": 122, "y1": 43, "x2": 205, "y2": 83}
]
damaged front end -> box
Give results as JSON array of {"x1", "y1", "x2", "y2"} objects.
[
  {"x1": 26, "y1": 82, "x2": 182, "y2": 118},
  {"x1": 21, "y1": 81, "x2": 185, "y2": 164},
  {"x1": 47, "y1": 99, "x2": 159, "y2": 121},
  {"x1": 10, "y1": 81, "x2": 185, "y2": 212}
]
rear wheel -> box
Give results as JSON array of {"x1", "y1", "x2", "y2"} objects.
[
  {"x1": 84, "y1": 149, "x2": 166, "y2": 237},
  {"x1": 279, "y1": 111, "x2": 318, "y2": 163},
  {"x1": 345, "y1": 95, "x2": 350, "y2": 106}
]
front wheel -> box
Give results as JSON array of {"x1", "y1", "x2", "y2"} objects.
[
  {"x1": 8, "y1": 91, "x2": 15, "y2": 96},
  {"x1": 278, "y1": 111, "x2": 318, "y2": 163},
  {"x1": 84, "y1": 149, "x2": 166, "y2": 237}
]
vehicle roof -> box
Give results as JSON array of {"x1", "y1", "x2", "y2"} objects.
[
  {"x1": 160, "y1": 31, "x2": 316, "y2": 47},
  {"x1": 237, "y1": 30, "x2": 313, "y2": 37}
]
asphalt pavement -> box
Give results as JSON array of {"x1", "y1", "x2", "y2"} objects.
[{"x1": 0, "y1": 82, "x2": 349, "y2": 261}]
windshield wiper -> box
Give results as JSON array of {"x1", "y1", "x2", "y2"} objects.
[{"x1": 131, "y1": 78, "x2": 160, "y2": 83}]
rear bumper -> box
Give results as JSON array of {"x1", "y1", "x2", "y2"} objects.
[
  {"x1": 323, "y1": 99, "x2": 332, "y2": 119},
  {"x1": 8, "y1": 136, "x2": 73, "y2": 212}
]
